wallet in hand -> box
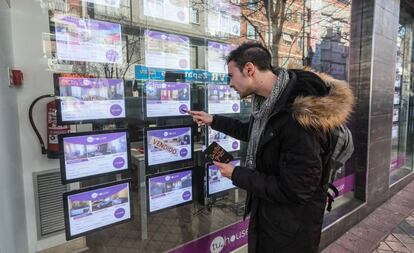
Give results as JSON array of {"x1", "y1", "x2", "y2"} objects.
[{"x1": 204, "y1": 141, "x2": 234, "y2": 163}]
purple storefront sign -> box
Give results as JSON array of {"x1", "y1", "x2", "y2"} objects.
[
  {"x1": 332, "y1": 173, "x2": 355, "y2": 197},
  {"x1": 168, "y1": 218, "x2": 249, "y2": 253},
  {"x1": 390, "y1": 155, "x2": 406, "y2": 172}
]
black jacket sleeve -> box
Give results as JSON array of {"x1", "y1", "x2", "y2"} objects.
[
  {"x1": 210, "y1": 115, "x2": 251, "y2": 142},
  {"x1": 231, "y1": 117, "x2": 324, "y2": 205}
]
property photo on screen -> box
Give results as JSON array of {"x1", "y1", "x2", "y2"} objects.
[
  {"x1": 145, "y1": 82, "x2": 191, "y2": 118},
  {"x1": 207, "y1": 84, "x2": 240, "y2": 114},
  {"x1": 57, "y1": 76, "x2": 126, "y2": 123},
  {"x1": 54, "y1": 15, "x2": 123, "y2": 64},
  {"x1": 60, "y1": 130, "x2": 130, "y2": 182},
  {"x1": 145, "y1": 126, "x2": 192, "y2": 167},
  {"x1": 208, "y1": 160, "x2": 239, "y2": 196},
  {"x1": 63, "y1": 181, "x2": 132, "y2": 240},
  {"x1": 147, "y1": 169, "x2": 193, "y2": 213},
  {"x1": 208, "y1": 127, "x2": 240, "y2": 152}
]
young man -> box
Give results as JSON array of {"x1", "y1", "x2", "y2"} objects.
[{"x1": 188, "y1": 42, "x2": 353, "y2": 253}]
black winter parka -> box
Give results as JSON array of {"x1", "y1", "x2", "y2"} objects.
[{"x1": 211, "y1": 69, "x2": 354, "y2": 253}]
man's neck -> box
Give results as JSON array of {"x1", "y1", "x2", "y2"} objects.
[{"x1": 254, "y1": 70, "x2": 278, "y2": 98}]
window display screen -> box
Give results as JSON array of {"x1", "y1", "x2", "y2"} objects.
[
  {"x1": 143, "y1": 0, "x2": 189, "y2": 24},
  {"x1": 54, "y1": 15, "x2": 123, "y2": 64},
  {"x1": 207, "y1": 0, "x2": 240, "y2": 36},
  {"x1": 144, "y1": 30, "x2": 190, "y2": 70},
  {"x1": 147, "y1": 169, "x2": 193, "y2": 213},
  {"x1": 56, "y1": 76, "x2": 126, "y2": 123},
  {"x1": 63, "y1": 180, "x2": 132, "y2": 240},
  {"x1": 207, "y1": 160, "x2": 239, "y2": 196},
  {"x1": 145, "y1": 126, "x2": 193, "y2": 167},
  {"x1": 208, "y1": 127, "x2": 240, "y2": 152},
  {"x1": 59, "y1": 130, "x2": 130, "y2": 183},
  {"x1": 145, "y1": 82, "x2": 191, "y2": 118},
  {"x1": 207, "y1": 41, "x2": 236, "y2": 73},
  {"x1": 207, "y1": 84, "x2": 240, "y2": 114}
]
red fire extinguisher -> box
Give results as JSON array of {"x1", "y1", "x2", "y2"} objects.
[{"x1": 30, "y1": 95, "x2": 71, "y2": 159}]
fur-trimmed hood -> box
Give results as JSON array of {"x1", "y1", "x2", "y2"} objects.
[{"x1": 289, "y1": 69, "x2": 354, "y2": 132}]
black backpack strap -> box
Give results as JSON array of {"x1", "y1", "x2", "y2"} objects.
[{"x1": 326, "y1": 183, "x2": 339, "y2": 212}]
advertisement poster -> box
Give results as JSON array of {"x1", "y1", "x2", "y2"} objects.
[
  {"x1": 143, "y1": 0, "x2": 189, "y2": 24},
  {"x1": 145, "y1": 30, "x2": 190, "y2": 70},
  {"x1": 66, "y1": 182, "x2": 131, "y2": 238},
  {"x1": 208, "y1": 160, "x2": 239, "y2": 196},
  {"x1": 208, "y1": 42, "x2": 236, "y2": 74},
  {"x1": 208, "y1": 127, "x2": 239, "y2": 152},
  {"x1": 58, "y1": 77, "x2": 125, "y2": 122},
  {"x1": 208, "y1": 84, "x2": 240, "y2": 114},
  {"x1": 145, "y1": 82, "x2": 191, "y2": 117},
  {"x1": 55, "y1": 15, "x2": 123, "y2": 64},
  {"x1": 207, "y1": 0, "x2": 240, "y2": 36},
  {"x1": 63, "y1": 132, "x2": 128, "y2": 181},
  {"x1": 148, "y1": 170, "x2": 192, "y2": 212},
  {"x1": 146, "y1": 127, "x2": 192, "y2": 166}
]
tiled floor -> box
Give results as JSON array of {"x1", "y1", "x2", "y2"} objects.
[
  {"x1": 323, "y1": 180, "x2": 414, "y2": 253},
  {"x1": 372, "y1": 212, "x2": 414, "y2": 253}
]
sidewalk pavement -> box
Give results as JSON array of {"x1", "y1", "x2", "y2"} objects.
[{"x1": 322, "y1": 180, "x2": 414, "y2": 253}]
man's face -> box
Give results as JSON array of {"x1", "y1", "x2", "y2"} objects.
[{"x1": 227, "y1": 61, "x2": 255, "y2": 98}]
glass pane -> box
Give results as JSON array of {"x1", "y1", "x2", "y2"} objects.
[{"x1": 390, "y1": 5, "x2": 414, "y2": 184}]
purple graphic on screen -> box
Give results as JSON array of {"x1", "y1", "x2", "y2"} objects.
[
  {"x1": 179, "y1": 59, "x2": 188, "y2": 68},
  {"x1": 232, "y1": 141, "x2": 239, "y2": 150},
  {"x1": 68, "y1": 183, "x2": 128, "y2": 202},
  {"x1": 180, "y1": 148, "x2": 188, "y2": 157},
  {"x1": 106, "y1": 50, "x2": 119, "y2": 62},
  {"x1": 114, "y1": 208, "x2": 125, "y2": 218},
  {"x1": 232, "y1": 103, "x2": 239, "y2": 112},
  {"x1": 177, "y1": 11, "x2": 185, "y2": 21},
  {"x1": 182, "y1": 191, "x2": 191, "y2": 200},
  {"x1": 179, "y1": 104, "x2": 188, "y2": 114},
  {"x1": 113, "y1": 157, "x2": 125, "y2": 169},
  {"x1": 110, "y1": 104, "x2": 123, "y2": 116}
]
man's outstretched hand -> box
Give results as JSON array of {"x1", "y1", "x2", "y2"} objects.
[{"x1": 187, "y1": 110, "x2": 213, "y2": 126}]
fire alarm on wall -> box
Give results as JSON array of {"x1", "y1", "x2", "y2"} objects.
[{"x1": 8, "y1": 68, "x2": 23, "y2": 87}]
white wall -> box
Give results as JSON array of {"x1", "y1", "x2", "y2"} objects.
[
  {"x1": 9, "y1": 0, "x2": 68, "y2": 251},
  {"x1": 0, "y1": 5, "x2": 28, "y2": 253}
]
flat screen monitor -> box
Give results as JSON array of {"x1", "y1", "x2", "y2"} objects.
[
  {"x1": 207, "y1": 160, "x2": 239, "y2": 197},
  {"x1": 147, "y1": 168, "x2": 193, "y2": 213},
  {"x1": 207, "y1": 126, "x2": 240, "y2": 152},
  {"x1": 54, "y1": 15, "x2": 123, "y2": 64},
  {"x1": 145, "y1": 82, "x2": 191, "y2": 118},
  {"x1": 55, "y1": 75, "x2": 126, "y2": 124},
  {"x1": 144, "y1": 125, "x2": 193, "y2": 168},
  {"x1": 63, "y1": 180, "x2": 132, "y2": 240},
  {"x1": 207, "y1": 84, "x2": 240, "y2": 114},
  {"x1": 59, "y1": 129, "x2": 131, "y2": 183}
]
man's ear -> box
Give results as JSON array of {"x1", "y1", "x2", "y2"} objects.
[{"x1": 244, "y1": 62, "x2": 255, "y2": 77}]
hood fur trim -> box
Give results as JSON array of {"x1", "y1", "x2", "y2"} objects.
[{"x1": 291, "y1": 69, "x2": 354, "y2": 132}]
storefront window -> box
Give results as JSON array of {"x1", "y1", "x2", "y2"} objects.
[
  {"x1": 390, "y1": 5, "x2": 414, "y2": 184},
  {"x1": 26, "y1": 0, "x2": 356, "y2": 252}
]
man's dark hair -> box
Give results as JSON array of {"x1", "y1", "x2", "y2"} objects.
[{"x1": 226, "y1": 42, "x2": 273, "y2": 72}]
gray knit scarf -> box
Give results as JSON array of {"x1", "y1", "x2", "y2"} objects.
[{"x1": 245, "y1": 68, "x2": 290, "y2": 169}]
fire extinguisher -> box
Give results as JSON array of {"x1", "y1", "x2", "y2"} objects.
[{"x1": 29, "y1": 94, "x2": 71, "y2": 159}]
